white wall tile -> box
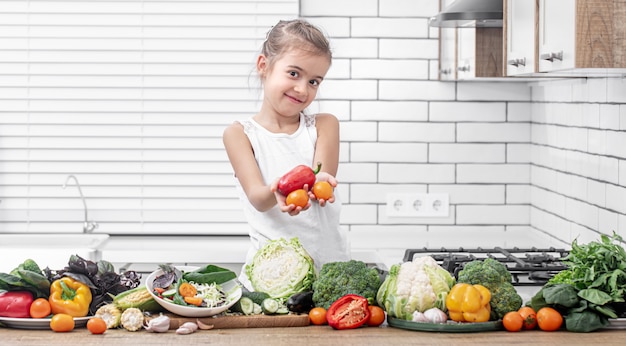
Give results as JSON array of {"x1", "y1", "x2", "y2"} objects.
[
  {"x1": 379, "y1": 163, "x2": 455, "y2": 183},
  {"x1": 429, "y1": 102, "x2": 506, "y2": 122},
  {"x1": 606, "y1": 184, "x2": 626, "y2": 214},
  {"x1": 352, "y1": 18, "x2": 430, "y2": 38},
  {"x1": 337, "y1": 163, "x2": 378, "y2": 183},
  {"x1": 331, "y1": 38, "x2": 378, "y2": 58},
  {"x1": 507, "y1": 143, "x2": 530, "y2": 163},
  {"x1": 350, "y1": 183, "x2": 427, "y2": 203},
  {"x1": 352, "y1": 101, "x2": 428, "y2": 121},
  {"x1": 321, "y1": 79, "x2": 378, "y2": 100},
  {"x1": 340, "y1": 121, "x2": 377, "y2": 141},
  {"x1": 599, "y1": 104, "x2": 620, "y2": 129},
  {"x1": 300, "y1": 0, "x2": 378, "y2": 16},
  {"x1": 457, "y1": 82, "x2": 531, "y2": 101},
  {"x1": 379, "y1": 0, "x2": 439, "y2": 17},
  {"x1": 430, "y1": 184, "x2": 505, "y2": 204},
  {"x1": 352, "y1": 59, "x2": 429, "y2": 80},
  {"x1": 324, "y1": 59, "x2": 351, "y2": 79},
  {"x1": 351, "y1": 142, "x2": 428, "y2": 162},
  {"x1": 507, "y1": 102, "x2": 532, "y2": 122},
  {"x1": 380, "y1": 80, "x2": 456, "y2": 100},
  {"x1": 458, "y1": 164, "x2": 529, "y2": 183},
  {"x1": 457, "y1": 123, "x2": 530, "y2": 143},
  {"x1": 457, "y1": 205, "x2": 530, "y2": 225},
  {"x1": 607, "y1": 78, "x2": 626, "y2": 103},
  {"x1": 429, "y1": 143, "x2": 505, "y2": 163},
  {"x1": 378, "y1": 204, "x2": 456, "y2": 225},
  {"x1": 379, "y1": 122, "x2": 455, "y2": 142},
  {"x1": 506, "y1": 185, "x2": 530, "y2": 204},
  {"x1": 606, "y1": 130, "x2": 626, "y2": 159},
  {"x1": 380, "y1": 39, "x2": 439, "y2": 59},
  {"x1": 340, "y1": 204, "x2": 378, "y2": 224},
  {"x1": 303, "y1": 17, "x2": 351, "y2": 37}
]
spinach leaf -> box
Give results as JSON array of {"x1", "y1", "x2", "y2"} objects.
[{"x1": 564, "y1": 310, "x2": 609, "y2": 332}]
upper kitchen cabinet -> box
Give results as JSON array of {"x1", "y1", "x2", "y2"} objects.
[
  {"x1": 538, "y1": 0, "x2": 626, "y2": 75},
  {"x1": 432, "y1": 0, "x2": 504, "y2": 80},
  {"x1": 504, "y1": 0, "x2": 537, "y2": 76}
]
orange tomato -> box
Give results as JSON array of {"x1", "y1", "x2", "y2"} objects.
[
  {"x1": 502, "y1": 311, "x2": 524, "y2": 332},
  {"x1": 518, "y1": 306, "x2": 538, "y2": 330},
  {"x1": 29, "y1": 298, "x2": 52, "y2": 318},
  {"x1": 308, "y1": 307, "x2": 327, "y2": 325},
  {"x1": 178, "y1": 282, "x2": 198, "y2": 298},
  {"x1": 286, "y1": 189, "x2": 309, "y2": 208},
  {"x1": 184, "y1": 296, "x2": 204, "y2": 306},
  {"x1": 312, "y1": 181, "x2": 333, "y2": 200},
  {"x1": 50, "y1": 313, "x2": 75, "y2": 332},
  {"x1": 536, "y1": 307, "x2": 563, "y2": 331},
  {"x1": 367, "y1": 305, "x2": 385, "y2": 327},
  {"x1": 86, "y1": 317, "x2": 107, "y2": 335}
]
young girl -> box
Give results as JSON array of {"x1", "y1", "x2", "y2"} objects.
[{"x1": 222, "y1": 19, "x2": 350, "y2": 290}]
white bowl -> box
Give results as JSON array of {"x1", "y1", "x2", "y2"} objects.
[{"x1": 146, "y1": 265, "x2": 242, "y2": 317}]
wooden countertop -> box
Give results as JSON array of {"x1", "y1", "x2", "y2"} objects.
[{"x1": 3, "y1": 324, "x2": 626, "y2": 345}]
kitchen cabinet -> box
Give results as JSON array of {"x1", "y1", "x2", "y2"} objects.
[
  {"x1": 504, "y1": 0, "x2": 537, "y2": 76},
  {"x1": 437, "y1": 26, "x2": 503, "y2": 80},
  {"x1": 541, "y1": 0, "x2": 626, "y2": 76},
  {"x1": 439, "y1": 26, "x2": 456, "y2": 80}
]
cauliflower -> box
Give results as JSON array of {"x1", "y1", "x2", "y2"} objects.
[
  {"x1": 456, "y1": 258, "x2": 523, "y2": 320},
  {"x1": 376, "y1": 256, "x2": 456, "y2": 320},
  {"x1": 312, "y1": 260, "x2": 382, "y2": 309}
]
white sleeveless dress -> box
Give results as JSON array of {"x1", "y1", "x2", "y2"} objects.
[{"x1": 234, "y1": 113, "x2": 350, "y2": 290}]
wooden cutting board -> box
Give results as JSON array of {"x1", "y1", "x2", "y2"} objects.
[{"x1": 150, "y1": 313, "x2": 310, "y2": 330}]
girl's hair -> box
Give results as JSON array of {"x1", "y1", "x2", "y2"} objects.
[{"x1": 261, "y1": 19, "x2": 332, "y2": 69}]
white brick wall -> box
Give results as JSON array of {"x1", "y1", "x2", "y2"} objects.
[{"x1": 302, "y1": 0, "x2": 626, "y2": 264}]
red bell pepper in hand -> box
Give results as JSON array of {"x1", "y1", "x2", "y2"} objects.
[
  {"x1": 326, "y1": 294, "x2": 371, "y2": 330},
  {"x1": 277, "y1": 162, "x2": 322, "y2": 195},
  {"x1": 0, "y1": 290, "x2": 34, "y2": 318}
]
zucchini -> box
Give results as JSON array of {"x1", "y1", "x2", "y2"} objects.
[
  {"x1": 261, "y1": 298, "x2": 280, "y2": 315},
  {"x1": 230, "y1": 296, "x2": 255, "y2": 315}
]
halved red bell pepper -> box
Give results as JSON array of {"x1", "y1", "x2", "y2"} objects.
[{"x1": 326, "y1": 294, "x2": 370, "y2": 330}]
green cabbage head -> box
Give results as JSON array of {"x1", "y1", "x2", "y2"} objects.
[
  {"x1": 246, "y1": 237, "x2": 316, "y2": 300},
  {"x1": 376, "y1": 256, "x2": 456, "y2": 320}
]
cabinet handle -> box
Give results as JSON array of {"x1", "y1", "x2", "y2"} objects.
[
  {"x1": 540, "y1": 51, "x2": 563, "y2": 62},
  {"x1": 507, "y1": 58, "x2": 526, "y2": 67},
  {"x1": 457, "y1": 65, "x2": 471, "y2": 72},
  {"x1": 440, "y1": 68, "x2": 452, "y2": 75}
]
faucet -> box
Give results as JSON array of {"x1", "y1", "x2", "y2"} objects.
[{"x1": 63, "y1": 175, "x2": 98, "y2": 233}]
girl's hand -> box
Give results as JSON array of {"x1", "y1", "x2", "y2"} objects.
[
  {"x1": 270, "y1": 179, "x2": 311, "y2": 216},
  {"x1": 309, "y1": 172, "x2": 337, "y2": 207}
]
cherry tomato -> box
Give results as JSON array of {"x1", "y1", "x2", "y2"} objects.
[
  {"x1": 286, "y1": 189, "x2": 309, "y2": 208},
  {"x1": 29, "y1": 298, "x2": 51, "y2": 319},
  {"x1": 312, "y1": 181, "x2": 333, "y2": 200},
  {"x1": 308, "y1": 307, "x2": 327, "y2": 325},
  {"x1": 367, "y1": 306, "x2": 385, "y2": 327},
  {"x1": 502, "y1": 311, "x2": 524, "y2": 332},
  {"x1": 50, "y1": 313, "x2": 75, "y2": 332},
  {"x1": 87, "y1": 317, "x2": 107, "y2": 335},
  {"x1": 537, "y1": 307, "x2": 563, "y2": 331},
  {"x1": 518, "y1": 306, "x2": 538, "y2": 330}
]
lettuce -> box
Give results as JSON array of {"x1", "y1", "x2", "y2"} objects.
[
  {"x1": 376, "y1": 256, "x2": 456, "y2": 320},
  {"x1": 245, "y1": 237, "x2": 316, "y2": 300}
]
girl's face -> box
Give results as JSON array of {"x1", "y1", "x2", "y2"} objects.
[{"x1": 258, "y1": 48, "x2": 330, "y2": 119}]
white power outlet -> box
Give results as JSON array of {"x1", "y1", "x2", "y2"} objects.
[{"x1": 386, "y1": 193, "x2": 449, "y2": 218}]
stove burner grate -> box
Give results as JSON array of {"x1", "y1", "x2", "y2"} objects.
[{"x1": 403, "y1": 247, "x2": 570, "y2": 286}]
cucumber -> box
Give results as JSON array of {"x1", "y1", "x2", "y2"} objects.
[
  {"x1": 276, "y1": 306, "x2": 290, "y2": 315},
  {"x1": 162, "y1": 288, "x2": 176, "y2": 297},
  {"x1": 242, "y1": 291, "x2": 271, "y2": 305},
  {"x1": 261, "y1": 298, "x2": 280, "y2": 315},
  {"x1": 230, "y1": 297, "x2": 255, "y2": 315}
]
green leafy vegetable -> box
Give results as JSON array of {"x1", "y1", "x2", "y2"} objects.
[
  {"x1": 312, "y1": 260, "x2": 382, "y2": 309},
  {"x1": 183, "y1": 264, "x2": 236, "y2": 285},
  {"x1": 245, "y1": 237, "x2": 316, "y2": 300}
]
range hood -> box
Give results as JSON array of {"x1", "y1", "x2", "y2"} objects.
[{"x1": 429, "y1": 0, "x2": 503, "y2": 28}]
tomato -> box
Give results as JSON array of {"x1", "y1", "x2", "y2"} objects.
[
  {"x1": 87, "y1": 317, "x2": 107, "y2": 334},
  {"x1": 184, "y1": 296, "x2": 203, "y2": 306},
  {"x1": 178, "y1": 282, "x2": 197, "y2": 298},
  {"x1": 312, "y1": 181, "x2": 333, "y2": 200},
  {"x1": 286, "y1": 189, "x2": 309, "y2": 208},
  {"x1": 29, "y1": 298, "x2": 51, "y2": 319},
  {"x1": 326, "y1": 294, "x2": 370, "y2": 330},
  {"x1": 367, "y1": 306, "x2": 385, "y2": 327},
  {"x1": 502, "y1": 311, "x2": 524, "y2": 332},
  {"x1": 518, "y1": 306, "x2": 538, "y2": 330},
  {"x1": 50, "y1": 313, "x2": 75, "y2": 332},
  {"x1": 308, "y1": 307, "x2": 327, "y2": 325},
  {"x1": 536, "y1": 307, "x2": 563, "y2": 331}
]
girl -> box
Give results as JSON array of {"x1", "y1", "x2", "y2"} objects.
[{"x1": 222, "y1": 19, "x2": 350, "y2": 290}]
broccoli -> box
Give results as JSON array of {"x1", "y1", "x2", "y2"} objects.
[
  {"x1": 456, "y1": 258, "x2": 522, "y2": 320},
  {"x1": 10, "y1": 258, "x2": 43, "y2": 276},
  {"x1": 312, "y1": 260, "x2": 382, "y2": 309}
]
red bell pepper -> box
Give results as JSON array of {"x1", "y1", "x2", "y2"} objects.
[
  {"x1": 277, "y1": 162, "x2": 321, "y2": 195},
  {"x1": 326, "y1": 294, "x2": 371, "y2": 330},
  {"x1": 0, "y1": 290, "x2": 34, "y2": 318}
]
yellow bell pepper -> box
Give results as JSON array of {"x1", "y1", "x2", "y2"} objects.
[
  {"x1": 445, "y1": 283, "x2": 491, "y2": 323},
  {"x1": 49, "y1": 277, "x2": 92, "y2": 317}
]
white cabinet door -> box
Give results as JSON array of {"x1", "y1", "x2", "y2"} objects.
[
  {"x1": 439, "y1": 27, "x2": 456, "y2": 80},
  {"x1": 506, "y1": 0, "x2": 536, "y2": 75},
  {"x1": 538, "y1": 0, "x2": 576, "y2": 72},
  {"x1": 457, "y1": 28, "x2": 476, "y2": 79}
]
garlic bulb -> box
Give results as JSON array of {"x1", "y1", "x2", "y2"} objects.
[
  {"x1": 143, "y1": 314, "x2": 170, "y2": 333},
  {"x1": 423, "y1": 307, "x2": 448, "y2": 323},
  {"x1": 176, "y1": 322, "x2": 199, "y2": 335},
  {"x1": 411, "y1": 311, "x2": 430, "y2": 323}
]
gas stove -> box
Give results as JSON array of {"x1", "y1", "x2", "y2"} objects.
[{"x1": 403, "y1": 247, "x2": 570, "y2": 302}]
